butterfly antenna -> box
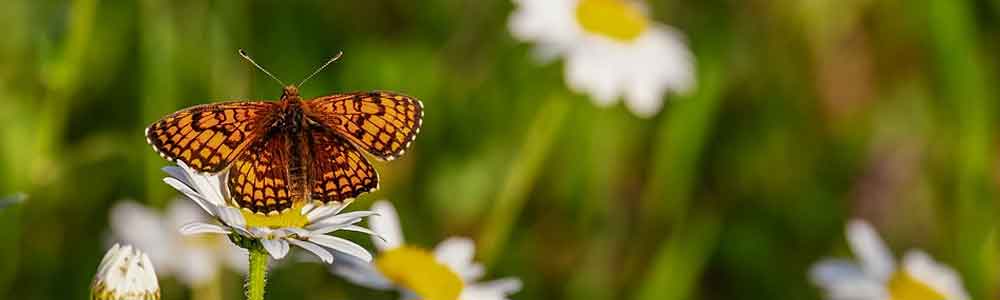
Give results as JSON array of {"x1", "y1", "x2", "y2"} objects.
[
  {"x1": 298, "y1": 51, "x2": 343, "y2": 87},
  {"x1": 238, "y1": 49, "x2": 286, "y2": 86}
]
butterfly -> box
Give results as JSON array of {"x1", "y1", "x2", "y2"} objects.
[{"x1": 146, "y1": 50, "x2": 423, "y2": 215}]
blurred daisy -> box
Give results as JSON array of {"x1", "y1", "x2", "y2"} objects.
[
  {"x1": 164, "y1": 162, "x2": 378, "y2": 264},
  {"x1": 331, "y1": 200, "x2": 522, "y2": 300},
  {"x1": 110, "y1": 198, "x2": 246, "y2": 287},
  {"x1": 810, "y1": 220, "x2": 969, "y2": 300},
  {"x1": 509, "y1": 0, "x2": 696, "y2": 117},
  {"x1": 0, "y1": 193, "x2": 25, "y2": 210},
  {"x1": 91, "y1": 244, "x2": 160, "y2": 300}
]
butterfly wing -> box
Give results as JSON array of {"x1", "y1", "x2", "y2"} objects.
[
  {"x1": 146, "y1": 101, "x2": 277, "y2": 173},
  {"x1": 227, "y1": 132, "x2": 296, "y2": 214},
  {"x1": 306, "y1": 128, "x2": 379, "y2": 204},
  {"x1": 303, "y1": 91, "x2": 423, "y2": 160}
]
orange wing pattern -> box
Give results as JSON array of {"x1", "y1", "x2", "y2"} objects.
[
  {"x1": 306, "y1": 129, "x2": 379, "y2": 204},
  {"x1": 227, "y1": 133, "x2": 296, "y2": 214},
  {"x1": 146, "y1": 101, "x2": 277, "y2": 173},
  {"x1": 304, "y1": 91, "x2": 423, "y2": 160}
]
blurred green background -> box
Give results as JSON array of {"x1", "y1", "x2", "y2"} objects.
[{"x1": 1, "y1": 0, "x2": 999, "y2": 299}]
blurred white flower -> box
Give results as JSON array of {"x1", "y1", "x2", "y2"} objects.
[
  {"x1": 163, "y1": 162, "x2": 379, "y2": 264},
  {"x1": 331, "y1": 200, "x2": 522, "y2": 300},
  {"x1": 110, "y1": 199, "x2": 246, "y2": 287},
  {"x1": 91, "y1": 244, "x2": 160, "y2": 300},
  {"x1": 0, "y1": 193, "x2": 25, "y2": 210},
  {"x1": 810, "y1": 219, "x2": 969, "y2": 300},
  {"x1": 509, "y1": 0, "x2": 695, "y2": 118}
]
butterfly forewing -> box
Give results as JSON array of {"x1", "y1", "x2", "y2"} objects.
[
  {"x1": 228, "y1": 132, "x2": 296, "y2": 214},
  {"x1": 304, "y1": 91, "x2": 423, "y2": 160},
  {"x1": 306, "y1": 129, "x2": 379, "y2": 203},
  {"x1": 146, "y1": 101, "x2": 277, "y2": 173}
]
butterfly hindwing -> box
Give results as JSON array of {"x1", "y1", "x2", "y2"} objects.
[
  {"x1": 307, "y1": 128, "x2": 379, "y2": 204},
  {"x1": 146, "y1": 101, "x2": 277, "y2": 173},
  {"x1": 304, "y1": 91, "x2": 423, "y2": 160},
  {"x1": 227, "y1": 132, "x2": 296, "y2": 214}
]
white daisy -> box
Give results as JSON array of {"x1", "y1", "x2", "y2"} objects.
[
  {"x1": 163, "y1": 162, "x2": 379, "y2": 264},
  {"x1": 110, "y1": 198, "x2": 246, "y2": 286},
  {"x1": 810, "y1": 219, "x2": 969, "y2": 300},
  {"x1": 509, "y1": 0, "x2": 696, "y2": 118},
  {"x1": 330, "y1": 200, "x2": 522, "y2": 300},
  {"x1": 91, "y1": 244, "x2": 160, "y2": 300}
]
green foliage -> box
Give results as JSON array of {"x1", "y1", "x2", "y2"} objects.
[{"x1": 1, "y1": 0, "x2": 998, "y2": 299}]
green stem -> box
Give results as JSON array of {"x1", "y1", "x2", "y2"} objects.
[
  {"x1": 139, "y1": 0, "x2": 179, "y2": 207},
  {"x1": 633, "y1": 42, "x2": 726, "y2": 300},
  {"x1": 246, "y1": 247, "x2": 269, "y2": 300},
  {"x1": 478, "y1": 95, "x2": 570, "y2": 266},
  {"x1": 922, "y1": 0, "x2": 995, "y2": 297}
]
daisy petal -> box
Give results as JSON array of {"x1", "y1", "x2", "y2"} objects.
[
  {"x1": 288, "y1": 239, "x2": 334, "y2": 264},
  {"x1": 507, "y1": 0, "x2": 580, "y2": 53},
  {"x1": 280, "y1": 227, "x2": 312, "y2": 238},
  {"x1": 300, "y1": 202, "x2": 317, "y2": 215},
  {"x1": 462, "y1": 278, "x2": 523, "y2": 300},
  {"x1": 181, "y1": 164, "x2": 227, "y2": 206},
  {"x1": 480, "y1": 278, "x2": 523, "y2": 294},
  {"x1": 903, "y1": 250, "x2": 970, "y2": 300},
  {"x1": 178, "y1": 222, "x2": 230, "y2": 235},
  {"x1": 370, "y1": 200, "x2": 404, "y2": 251},
  {"x1": 261, "y1": 239, "x2": 289, "y2": 259},
  {"x1": 646, "y1": 27, "x2": 696, "y2": 94},
  {"x1": 329, "y1": 199, "x2": 354, "y2": 215},
  {"x1": 809, "y1": 259, "x2": 867, "y2": 286},
  {"x1": 434, "y1": 237, "x2": 484, "y2": 281},
  {"x1": 307, "y1": 223, "x2": 351, "y2": 235},
  {"x1": 309, "y1": 235, "x2": 373, "y2": 263},
  {"x1": 97, "y1": 244, "x2": 124, "y2": 276},
  {"x1": 304, "y1": 204, "x2": 341, "y2": 223},
  {"x1": 329, "y1": 251, "x2": 394, "y2": 290},
  {"x1": 847, "y1": 219, "x2": 895, "y2": 281},
  {"x1": 217, "y1": 207, "x2": 246, "y2": 228},
  {"x1": 162, "y1": 166, "x2": 191, "y2": 185},
  {"x1": 341, "y1": 225, "x2": 386, "y2": 242},
  {"x1": 315, "y1": 211, "x2": 378, "y2": 227},
  {"x1": 163, "y1": 178, "x2": 217, "y2": 216},
  {"x1": 809, "y1": 259, "x2": 887, "y2": 299}
]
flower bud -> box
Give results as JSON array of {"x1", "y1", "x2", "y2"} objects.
[{"x1": 91, "y1": 244, "x2": 160, "y2": 300}]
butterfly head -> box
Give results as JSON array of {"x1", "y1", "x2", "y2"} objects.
[{"x1": 281, "y1": 85, "x2": 301, "y2": 102}]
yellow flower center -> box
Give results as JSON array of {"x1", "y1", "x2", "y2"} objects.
[
  {"x1": 375, "y1": 246, "x2": 463, "y2": 300},
  {"x1": 240, "y1": 203, "x2": 309, "y2": 229},
  {"x1": 887, "y1": 271, "x2": 947, "y2": 300},
  {"x1": 575, "y1": 0, "x2": 649, "y2": 42}
]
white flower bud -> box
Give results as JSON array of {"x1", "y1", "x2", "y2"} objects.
[{"x1": 91, "y1": 244, "x2": 160, "y2": 300}]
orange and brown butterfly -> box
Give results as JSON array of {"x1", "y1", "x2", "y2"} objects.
[{"x1": 145, "y1": 50, "x2": 422, "y2": 215}]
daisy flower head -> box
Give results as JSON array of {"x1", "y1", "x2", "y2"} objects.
[
  {"x1": 91, "y1": 244, "x2": 160, "y2": 300},
  {"x1": 110, "y1": 198, "x2": 246, "y2": 286},
  {"x1": 509, "y1": 0, "x2": 696, "y2": 118},
  {"x1": 163, "y1": 162, "x2": 379, "y2": 264},
  {"x1": 809, "y1": 219, "x2": 969, "y2": 300},
  {"x1": 330, "y1": 200, "x2": 522, "y2": 300}
]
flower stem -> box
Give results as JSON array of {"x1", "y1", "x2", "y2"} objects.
[
  {"x1": 246, "y1": 247, "x2": 269, "y2": 300},
  {"x1": 478, "y1": 95, "x2": 569, "y2": 266}
]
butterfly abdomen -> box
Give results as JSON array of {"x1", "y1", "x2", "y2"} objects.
[{"x1": 278, "y1": 102, "x2": 311, "y2": 205}]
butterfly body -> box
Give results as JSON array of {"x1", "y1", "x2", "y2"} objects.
[{"x1": 147, "y1": 85, "x2": 422, "y2": 215}]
